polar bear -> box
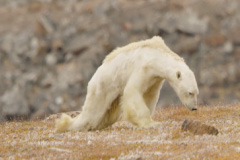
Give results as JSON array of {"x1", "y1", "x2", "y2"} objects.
[{"x1": 55, "y1": 36, "x2": 199, "y2": 132}]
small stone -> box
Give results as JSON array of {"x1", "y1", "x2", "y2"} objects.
[
  {"x1": 28, "y1": 1, "x2": 42, "y2": 12},
  {"x1": 223, "y1": 42, "x2": 233, "y2": 54},
  {"x1": 55, "y1": 97, "x2": 63, "y2": 105},
  {"x1": 54, "y1": 134, "x2": 64, "y2": 140},
  {"x1": 65, "y1": 54, "x2": 73, "y2": 62},
  {"x1": 122, "y1": 22, "x2": 132, "y2": 30},
  {"x1": 22, "y1": 72, "x2": 38, "y2": 83},
  {"x1": 229, "y1": 25, "x2": 240, "y2": 45},
  {"x1": 175, "y1": 37, "x2": 200, "y2": 54},
  {"x1": 158, "y1": 13, "x2": 178, "y2": 33},
  {"x1": 136, "y1": 157, "x2": 143, "y2": 160},
  {"x1": 31, "y1": 108, "x2": 48, "y2": 120},
  {"x1": 182, "y1": 119, "x2": 219, "y2": 135},
  {"x1": 35, "y1": 14, "x2": 56, "y2": 37},
  {"x1": 65, "y1": 35, "x2": 89, "y2": 55},
  {"x1": 51, "y1": 38, "x2": 64, "y2": 52},
  {"x1": 1, "y1": 36, "x2": 13, "y2": 53},
  {"x1": 37, "y1": 39, "x2": 48, "y2": 56},
  {"x1": 205, "y1": 34, "x2": 225, "y2": 47},
  {"x1": 46, "y1": 54, "x2": 57, "y2": 65},
  {"x1": 87, "y1": 140, "x2": 92, "y2": 145},
  {"x1": 41, "y1": 73, "x2": 55, "y2": 88}
]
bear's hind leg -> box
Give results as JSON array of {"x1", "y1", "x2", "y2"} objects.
[
  {"x1": 97, "y1": 96, "x2": 122, "y2": 129},
  {"x1": 69, "y1": 91, "x2": 119, "y2": 131}
]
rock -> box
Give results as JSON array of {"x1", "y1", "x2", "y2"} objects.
[
  {"x1": 176, "y1": 11, "x2": 208, "y2": 34},
  {"x1": 31, "y1": 108, "x2": 49, "y2": 121},
  {"x1": 40, "y1": 72, "x2": 56, "y2": 88},
  {"x1": 205, "y1": 34, "x2": 225, "y2": 47},
  {"x1": 159, "y1": 11, "x2": 208, "y2": 35},
  {"x1": 46, "y1": 53, "x2": 57, "y2": 65},
  {"x1": 234, "y1": 47, "x2": 240, "y2": 59},
  {"x1": 21, "y1": 72, "x2": 38, "y2": 84},
  {"x1": 1, "y1": 35, "x2": 13, "y2": 53},
  {"x1": 64, "y1": 34, "x2": 90, "y2": 55},
  {"x1": 175, "y1": 37, "x2": 200, "y2": 54},
  {"x1": 229, "y1": 25, "x2": 240, "y2": 45},
  {"x1": 122, "y1": 22, "x2": 132, "y2": 31},
  {"x1": 37, "y1": 39, "x2": 48, "y2": 55},
  {"x1": 28, "y1": 1, "x2": 42, "y2": 12},
  {"x1": 51, "y1": 38, "x2": 64, "y2": 52},
  {"x1": 55, "y1": 96, "x2": 63, "y2": 105},
  {"x1": 1, "y1": 85, "x2": 29, "y2": 117},
  {"x1": 35, "y1": 14, "x2": 56, "y2": 37},
  {"x1": 223, "y1": 41, "x2": 233, "y2": 54},
  {"x1": 158, "y1": 13, "x2": 178, "y2": 33},
  {"x1": 56, "y1": 62, "x2": 83, "y2": 91},
  {"x1": 27, "y1": 90, "x2": 53, "y2": 116},
  {"x1": 182, "y1": 119, "x2": 219, "y2": 135}
]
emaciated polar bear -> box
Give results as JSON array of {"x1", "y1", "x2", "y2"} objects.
[{"x1": 56, "y1": 36, "x2": 199, "y2": 132}]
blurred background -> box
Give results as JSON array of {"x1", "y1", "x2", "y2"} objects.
[{"x1": 0, "y1": 0, "x2": 239, "y2": 122}]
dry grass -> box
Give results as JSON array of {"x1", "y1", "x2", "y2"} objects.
[{"x1": 0, "y1": 105, "x2": 240, "y2": 160}]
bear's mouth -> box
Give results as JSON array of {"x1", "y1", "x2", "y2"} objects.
[
  {"x1": 191, "y1": 108, "x2": 197, "y2": 111},
  {"x1": 184, "y1": 103, "x2": 198, "y2": 111}
]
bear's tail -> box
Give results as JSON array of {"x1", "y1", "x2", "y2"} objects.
[{"x1": 55, "y1": 114, "x2": 73, "y2": 132}]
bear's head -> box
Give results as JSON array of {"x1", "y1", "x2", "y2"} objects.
[{"x1": 168, "y1": 62, "x2": 199, "y2": 111}]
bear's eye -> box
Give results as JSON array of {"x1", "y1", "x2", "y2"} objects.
[
  {"x1": 176, "y1": 71, "x2": 181, "y2": 79},
  {"x1": 189, "y1": 92, "x2": 194, "y2": 96}
]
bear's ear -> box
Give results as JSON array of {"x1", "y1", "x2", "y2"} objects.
[{"x1": 176, "y1": 71, "x2": 181, "y2": 80}]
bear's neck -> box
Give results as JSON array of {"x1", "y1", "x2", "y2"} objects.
[{"x1": 149, "y1": 52, "x2": 183, "y2": 81}]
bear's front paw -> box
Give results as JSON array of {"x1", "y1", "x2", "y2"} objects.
[{"x1": 141, "y1": 121, "x2": 161, "y2": 129}]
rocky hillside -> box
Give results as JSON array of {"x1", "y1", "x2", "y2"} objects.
[{"x1": 0, "y1": 0, "x2": 240, "y2": 121}]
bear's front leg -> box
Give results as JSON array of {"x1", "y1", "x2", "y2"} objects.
[{"x1": 121, "y1": 73, "x2": 160, "y2": 128}]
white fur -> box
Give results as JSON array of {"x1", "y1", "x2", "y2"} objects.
[
  {"x1": 55, "y1": 114, "x2": 73, "y2": 132},
  {"x1": 55, "y1": 36, "x2": 199, "y2": 132}
]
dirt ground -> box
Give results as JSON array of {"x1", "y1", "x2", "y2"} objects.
[{"x1": 0, "y1": 105, "x2": 240, "y2": 159}]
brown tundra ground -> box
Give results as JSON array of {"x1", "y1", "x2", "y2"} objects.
[{"x1": 0, "y1": 105, "x2": 240, "y2": 160}]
